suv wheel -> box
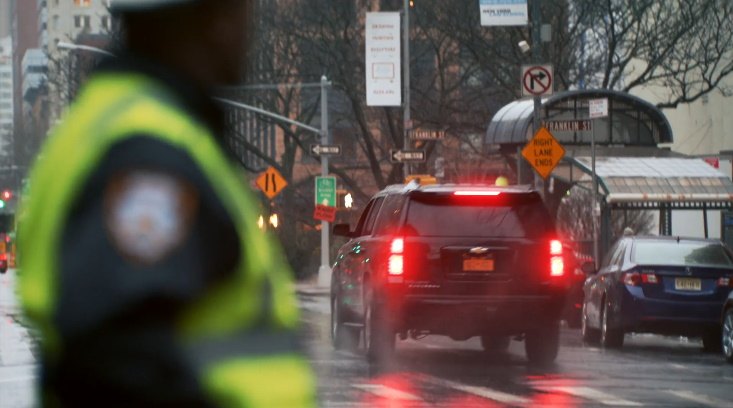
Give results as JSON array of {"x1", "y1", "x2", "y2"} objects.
[
  {"x1": 702, "y1": 329, "x2": 722, "y2": 353},
  {"x1": 600, "y1": 301, "x2": 624, "y2": 348},
  {"x1": 581, "y1": 302, "x2": 600, "y2": 344},
  {"x1": 363, "y1": 290, "x2": 395, "y2": 364},
  {"x1": 723, "y1": 308, "x2": 733, "y2": 364},
  {"x1": 481, "y1": 336, "x2": 510, "y2": 353},
  {"x1": 525, "y1": 321, "x2": 560, "y2": 365},
  {"x1": 331, "y1": 298, "x2": 360, "y2": 350}
]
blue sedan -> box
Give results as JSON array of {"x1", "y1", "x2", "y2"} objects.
[{"x1": 581, "y1": 236, "x2": 733, "y2": 349}]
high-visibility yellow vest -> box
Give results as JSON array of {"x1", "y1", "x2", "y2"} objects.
[{"x1": 19, "y1": 73, "x2": 316, "y2": 407}]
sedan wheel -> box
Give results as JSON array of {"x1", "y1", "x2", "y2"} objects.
[
  {"x1": 723, "y1": 309, "x2": 733, "y2": 364},
  {"x1": 600, "y1": 301, "x2": 624, "y2": 349},
  {"x1": 581, "y1": 302, "x2": 600, "y2": 344}
]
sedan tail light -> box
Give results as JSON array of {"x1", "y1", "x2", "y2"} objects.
[
  {"x1": 388, "y1": 237, "x2": 404, "y2": 276},
  {"x1": 550, "y1": 239, "x2": 564, "y2": 277},
  {"x1": 718, "y1": 277, "x2": 733, "y2": 288},
  {"x1": 622, "y1": 272, "x2": 660, "y2": 286},
  {"x1": 622, "y1": 272, "x2": 642, "y2": 286}
]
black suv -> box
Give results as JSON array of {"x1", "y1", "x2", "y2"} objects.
[{"x1": 330, "y1": 183, "x2": 571, "y2": 364}]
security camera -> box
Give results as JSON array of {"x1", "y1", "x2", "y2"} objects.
[{"x1": 518, "y1": 40, "x2": 531, "y2": 54}]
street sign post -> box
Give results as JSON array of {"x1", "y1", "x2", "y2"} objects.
[
  {"x1": 521, "y1": 65, "x2": 553, "y2": 97},
  {"x1": 544, "y1": 120, "x2": 592, "y2": 133},
  {"x1": 310, "y1": 144, "x2": 342, "y2": 156},
  {"x1": 521, "y1": 127, "x2": 566, "y2": 180},
  {"x1": 408, "y1": 129, "x2": 445, "y2": 140},
  {"x1": 255, "y1": 166, "x2": 288, "y2": 200},
  {"x1": 588, "y1": 98, "x2": 608, "y2": 270},
  {"x1": 315, "y1": 176, "x2": 337, "y2": 207},
  {"x1": 390, "y1": 149, "x2": 426, "y2": 163}
]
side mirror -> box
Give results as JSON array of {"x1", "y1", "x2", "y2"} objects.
[
  {"x1": 581, "y1": 261, "x2": 597, "y2": 275},
  {"x1": 333, "y1": 223, "x2": 353, "y2": 238}
]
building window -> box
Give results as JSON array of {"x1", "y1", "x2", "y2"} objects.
[
  {"x1": 102, "y1": 16, "x2": 110, "y2": 30},
  {"x1": 74, "y1": 15, "x2": 91, "y2": 28},
  {"x1": 74, "y1": 0, "x2": 91, "y2": 6}
]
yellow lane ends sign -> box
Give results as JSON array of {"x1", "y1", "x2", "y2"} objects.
[
  {"x1": 521, "y1": 127, "x2": 566, "y2": 180},
  {"x1": 256, "y1": 166, "x2": 288, "y2": 200}
]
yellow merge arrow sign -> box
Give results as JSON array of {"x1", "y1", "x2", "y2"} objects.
[{"x1": 521, "y1": 127, "x2": 566, "y2": 180}]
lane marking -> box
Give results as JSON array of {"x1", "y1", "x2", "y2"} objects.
[
  {"x1": 666, "y1": 390, "x2": 733, "y2": 407},
  {"x1": 543, "y1": 386, "x2": 643, "y2": 406},
  {"x1": 669, "y1": 363, "x2": 689, "y2": 370},
  {"x1": 352, "y1": 384, "x2": 422, "y2": 401},
  {"x1": 421, "y1": 376, "x2": 530, "y2": 405}
]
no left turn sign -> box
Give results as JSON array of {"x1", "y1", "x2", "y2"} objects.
[{"x1": 522, "y1": 65, "x2": 553, "y2": 97}]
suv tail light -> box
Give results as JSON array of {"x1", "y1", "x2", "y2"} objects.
[
  {"x1": 550, "y1": 239, "x2": 564, "y2": 277},
  {"x1": 388, "y1": 237, "x2": 404, "y2": 276}
]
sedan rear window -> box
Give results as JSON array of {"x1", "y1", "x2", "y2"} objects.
[
  {"x1": 404, "y1": 192, "x2": 552, "y2": 238},
  {"x1": 632, "y1": 241, "x2": 733, "y2": 267}
]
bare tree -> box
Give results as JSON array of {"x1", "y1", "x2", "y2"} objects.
[
  {"x1": 572, "y1": 0, "x2": 733, "y2": 108},
  {"x1": 557, "y1": 188, "x2": 654, "y2": 255}
]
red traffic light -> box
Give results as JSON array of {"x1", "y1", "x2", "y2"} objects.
[{"x1": 1, "y1": 190, "x2": 11, "y2": 201}]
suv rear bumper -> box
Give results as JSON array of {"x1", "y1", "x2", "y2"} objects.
[{"x1": 385, "y1": 293, "x2": 565, "y2": 337}]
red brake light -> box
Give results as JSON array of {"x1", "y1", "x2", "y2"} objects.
[
  {"x1": 453, "y1": 191, "x2": 501, "y2": 196},
  {"x1": 641, "y1": 273, "x2": 659, "y2": 284},
  {"x1": 623, "y1": 272, "x2": 642, "y2": 286},
  {"x1": 550, "y1": 239, "x2": 564, "y2": 277},
  {"x1": 388, "y1": 237, "x2": 404, "y2": 276},
  {"x1": 391, "y1": 237, "x2": 404, "y2": 254},
  {"x1": 718, "y1": 277, "x2": 733, "y2": 287}
]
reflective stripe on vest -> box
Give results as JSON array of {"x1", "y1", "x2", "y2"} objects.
[{"x1": 19, "y1": 73, "x2": 315, "y2": 407}]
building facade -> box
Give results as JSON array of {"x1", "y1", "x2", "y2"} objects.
[
  {"x1": 40, "y1": 0, "x2": 111, "y2": 122},
  {"x1": 0, "y1": 36, "x2": 13, "y2": 156}
]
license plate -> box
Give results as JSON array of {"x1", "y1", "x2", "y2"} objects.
[
  {"x1": 463, "y1": 258, "x2": 495, "y2": 272},
  {"x1": 674, "y1": 278, "x2": 702, "y2": 291}
]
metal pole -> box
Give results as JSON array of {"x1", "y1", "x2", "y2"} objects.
[
  {"x1": 403, "y1": 0, "x2": 411, "y2": 179},
  {"x1": 317, "y1": 76, "x2": 332, "y2": 287},
  {"x1": 592, "y1": 122, "x2": 599, "y2": 268},
  {"x1": 531, "y1": 0, "x2": 543, "y2": 193}
]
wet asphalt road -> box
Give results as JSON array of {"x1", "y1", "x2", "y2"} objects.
[
  {"x1": 2, "y1": 274, "x2": 733, "y2": 407},
  {"x1": 299, "y1": 292, "x2": 733, "y2": 407}
]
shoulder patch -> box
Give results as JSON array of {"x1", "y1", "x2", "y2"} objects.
[{"x1": 104, "y1": 171, "x2": 198, "y2": 265}]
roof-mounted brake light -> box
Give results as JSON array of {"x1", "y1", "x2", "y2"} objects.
[{"x1": 454, "y1": 191, "x2": 501, "y2": 196}]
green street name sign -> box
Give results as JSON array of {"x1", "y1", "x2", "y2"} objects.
[{"x1": 315, "y1": 176, "x2": 337, "y2": 207}]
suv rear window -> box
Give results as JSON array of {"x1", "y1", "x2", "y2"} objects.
[
  {"x1": 404, "y1": 192, "x2": 553, "y2": 238},
  {"x1": 632, "y1": 241, "x2": 733, "y2": 267}
]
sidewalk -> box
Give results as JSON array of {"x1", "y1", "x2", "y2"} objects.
[
  {"x1": 293, "y1": 273, "x2": 330, "y2": 297},
  {"x1": 0, "y1": 270, "x2": 38, "y2": 408}
]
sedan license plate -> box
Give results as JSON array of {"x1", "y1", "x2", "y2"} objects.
[
  {"x1": 463, "y1": 258, "x2": 494, "y2": 272},
  {"x1": 674, "y1": 278, "x2": 702, "y2": 291}
]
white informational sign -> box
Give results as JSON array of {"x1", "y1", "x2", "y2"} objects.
[
  {"x1": 479, "y1": 0, "x2": 528, "y2": 26},
  {"x1": 589, "y1": 98, "x2": 609, "y2": 119},
  {"x1": 365, "y1": 12, "x2": 402, "y2": 106}
]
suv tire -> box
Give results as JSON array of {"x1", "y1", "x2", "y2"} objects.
[
  {"x1": 723, "y1": 308, "x2": 733, "y2": 364},
  {"x1": 481, "y1": 336, "x2": 510, "y2": 353},
  {"x1": 363, "y1": 289, "x2": 395, "y2": 364},
  {"x1": 600, "y1": 301, "x2": 624, "y2": 348},
  {"x1": 581, "y1": 302, "x2": 600, "y2": 344},
  {"x1": 525, "y1": 320, "x2": 560, "y2": 365},
  {"x1": 331, "y1": 298, "x2": 360, "y2": 350}
]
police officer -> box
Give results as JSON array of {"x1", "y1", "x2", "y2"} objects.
[{"x1": 18, "y1": 0, "x2": 316, "y2": 406}]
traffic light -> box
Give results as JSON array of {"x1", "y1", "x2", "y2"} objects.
[
  {"x1": 337, "y1": 189, "x2": 350, "y2": 209},
  {"x1": 1, "y1": 190, "x2": 11, "y2": 201}
]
